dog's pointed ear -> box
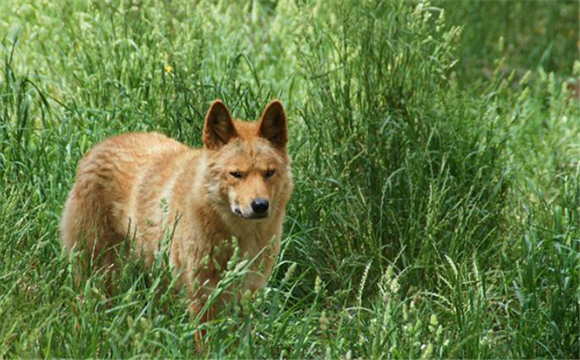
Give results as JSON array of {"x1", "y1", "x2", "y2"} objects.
[
  {"x1": 258, "y1": 100, "x2": 288, "y2": 148},
  {"x1": 203, "y1": 99, "x2": 238, "y2": 149}
]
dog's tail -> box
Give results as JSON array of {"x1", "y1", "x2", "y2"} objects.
[{"x1": 60, "y1": 148, "x2": 126, "y2": 288}]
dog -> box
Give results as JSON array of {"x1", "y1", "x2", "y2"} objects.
[{"x1": 60, "y1": 99, "x2": 293, "y2": 325}]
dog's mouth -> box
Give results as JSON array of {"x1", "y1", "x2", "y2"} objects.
[{"x1": 232, "y1": 206, "x2": 268, "y2": 220}]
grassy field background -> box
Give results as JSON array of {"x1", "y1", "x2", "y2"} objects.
[{"x1": 0, "y1": 0, "x2": 578, "y2": 358}]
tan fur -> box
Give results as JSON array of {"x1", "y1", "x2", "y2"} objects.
[{"x1": 61, "y1": 100, "x2": 293, "y2": 318}]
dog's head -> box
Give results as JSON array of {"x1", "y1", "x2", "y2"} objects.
[{"x1": 202, "y1": 99, "x2": 293, "y2": 221}]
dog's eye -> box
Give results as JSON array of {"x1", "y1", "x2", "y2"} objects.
[
  {"x1": 265, "y1": 169, "x2": 276, "y2": 178},
  {"x1": 230, "y1": 171, "x2": 243, "y2": 179}
]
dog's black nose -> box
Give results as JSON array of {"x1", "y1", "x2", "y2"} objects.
[{"x1": 251, "y1": 198, "x2": 269, "y2": 214}]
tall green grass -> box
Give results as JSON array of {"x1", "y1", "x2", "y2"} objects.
[
  {"x1": 0, "y1": 1, "x2": 578, "y2": 358},
  {"x1": 438, "y1": 0, "x2": 579, "y2": 82}
]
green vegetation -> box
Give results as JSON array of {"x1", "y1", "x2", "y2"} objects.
[{"x1": 0, "y1": 0, "x2": 578, "y2": 358}]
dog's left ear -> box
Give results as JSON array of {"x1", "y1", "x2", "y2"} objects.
[
  {"x1": 203, "y1": 99, "x2": 238, "y2": 150},
  {"x1": 258, "y1": 100, "x2": 288, "y2": 148}
]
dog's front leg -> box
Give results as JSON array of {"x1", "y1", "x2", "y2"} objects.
[{"x1": 190, "y1": 301, "x2": 216, "y2": 353}]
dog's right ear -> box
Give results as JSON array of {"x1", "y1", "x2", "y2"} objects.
[
  {"x1": 258, "y1": 100, "x2": 288, "y2": 149},
  {"x1": 203, "y1": 100, "x2": 238, "y2": 150}
]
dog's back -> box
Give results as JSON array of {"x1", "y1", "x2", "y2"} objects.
[{"x1": 60, "y1": 132, "x2": 188, "y2": 271}]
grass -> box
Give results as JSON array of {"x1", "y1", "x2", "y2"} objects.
[{"x1": 0, "y1": 0, "x2": 578, "y2": 358}]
